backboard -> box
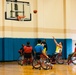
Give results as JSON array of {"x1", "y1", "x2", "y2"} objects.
[{"x1": 5, "y1": 1, "x2": 31, "y2": 21}]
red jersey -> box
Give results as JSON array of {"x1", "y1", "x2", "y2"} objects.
[
  {"x1": 74, "y1": 47, "x2": 76, "y2": 52},
  {"x1": 24, "y1": 46, "x2": 32, "y2": 53}
]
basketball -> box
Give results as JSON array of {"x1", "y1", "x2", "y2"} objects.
[{"x1": 33, "y1": 10, "x2": 37, "y2": 13}]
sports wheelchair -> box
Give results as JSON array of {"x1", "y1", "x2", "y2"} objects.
[
  {"x1": 49, "y1": 53, "x2": 64, "y2": 64},
  {"x1": 68, "y1": 54, "x2": 76, "y2": 65},
  {"x1": 32, "y1": 54, "x2": 53, "y2": 70},
  {"x1": 17, "y1": 53, "x2": 33, "y2": 65}
]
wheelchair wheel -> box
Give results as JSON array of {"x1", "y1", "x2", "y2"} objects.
[
  {"x1": 17, "y1": 55, "x2": 24, "y2": 65},
  {"x1": 41, "y1": 58, "x2": 52, "y2": 70},
  {"x1": 71, "y1": 57, "x2": 76, "y2": 65},
  {"x1": 32, "y1": 59, "x2": 41, "y2": 69},
  {"x1": 56, "y1": 54, "x2": 64, "y2": 64}
]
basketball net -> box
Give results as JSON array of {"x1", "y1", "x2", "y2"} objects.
[{"x1": 17, "y1": 16, "x2": 25, "y2": 21}]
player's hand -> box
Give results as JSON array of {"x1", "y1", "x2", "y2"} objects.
[{"x1": 46, "y1": 56, "x2": 50, "y2": 59}]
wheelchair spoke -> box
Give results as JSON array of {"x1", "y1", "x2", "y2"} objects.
[{"x1": 72, "y1": 57, "x2": 76, "y2": 65}]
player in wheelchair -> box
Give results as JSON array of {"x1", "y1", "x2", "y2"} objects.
[
  {"x1": 51, "y1": 36, "x2": 64, "y2": 64},
  {"x1": 23, "y1": 42, "x2": 33, "y2": 65},
  {"x1": 18, "y1": 42, "x2": 33, "y2": 65},
  {"x1": 18, "y1": 44, "x2": 24, "y2": 55},
  {"x1": 67, "y1": 43, "x2": 76, "y2": 65},
  {"x1": 18, "y1": 44, "x2": 25, "y2": 65},
  {"x1": 32, "y1": 39, "x2": 53, "y2": 70}
]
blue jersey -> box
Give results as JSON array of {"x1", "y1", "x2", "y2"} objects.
[{"x1": 34, "y1": 44, "x2": 44, "y2": 53}]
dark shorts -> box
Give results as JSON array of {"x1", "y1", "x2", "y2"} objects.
[
  {"x1": 24, "y1": 53, "x2": 32, "y2": 58},
  {"x1": 36, "y1": 53, "x2": 41, "y2": 60}
]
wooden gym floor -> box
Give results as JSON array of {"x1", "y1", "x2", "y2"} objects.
[{"x1": 0, "y1": 62, "x2": 76, "y2": 75}]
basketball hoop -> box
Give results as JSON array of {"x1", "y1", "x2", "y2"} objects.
[{"x1": 17, "y1": 15, "x2": 25, "y2": 21}]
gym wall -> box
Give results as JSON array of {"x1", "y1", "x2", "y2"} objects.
[{"x1": 0, "y1": 0, "x2": 76, "y2": 61}]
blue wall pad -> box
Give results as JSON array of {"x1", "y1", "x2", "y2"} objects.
[
  {"x1": 0, "y1": 38, "x2": 4, "y2": 61},
  {"x1": 65, "y1": 39, "x2": 72, "y2": 58},
  {"x1": 0, "y1": 38, "x2": 72, "y2": 61}
]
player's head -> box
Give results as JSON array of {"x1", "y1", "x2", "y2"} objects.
[
  {"x1": 75, "y1": 43, "x2": 76, "y2": 46},
  {"x1": 37, "y1": 39, "x2": 41, "y2": 44},
  {"x1": 41, "y1": 41, "x2": 45, "y2": 46},
  {"x1": 22, "y1": 44, "x2": 25, "y2": 47},
  {"x1": 26, "y1": 42, "x2": 30, "y2": 46},
  {"x1": 59, "y1": 42, "x2": 63, "y2": 45}
]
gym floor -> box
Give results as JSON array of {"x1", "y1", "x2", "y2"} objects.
[{"x1": 0, "y1": 62, "x2": 76, "y2": 75}]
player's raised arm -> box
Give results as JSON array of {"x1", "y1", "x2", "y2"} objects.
[{"x1": 52, "y1": 36, "x2": 58, "y2": 46}]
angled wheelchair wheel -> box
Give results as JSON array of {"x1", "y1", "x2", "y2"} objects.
[
  {"x1": 32, "y1": 59, "x2": 41, "y2": 69},
  {"x1": 56, "y1": 54, "x2": 64, "y2": 64},
  {"x1": 17, "y1": 55, "x2": 24, "y2": 65},
  {"x1": 41, "y1": 58, "x2": 52, "y2": 70},
  {"x1": 71, "y1": 57, "x2": 76, "y2": 65}
]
